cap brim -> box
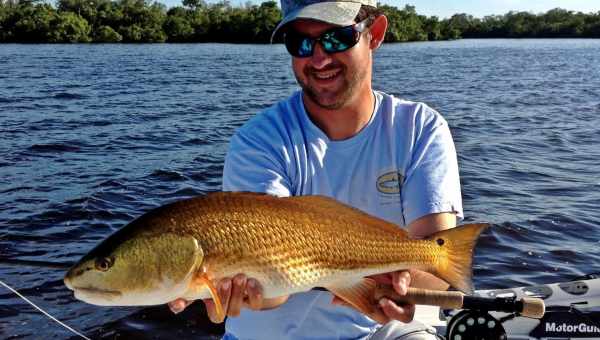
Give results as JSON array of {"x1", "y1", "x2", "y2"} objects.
[{"x1": 271, "y1": 1, "x2": 362, "y2": 43}]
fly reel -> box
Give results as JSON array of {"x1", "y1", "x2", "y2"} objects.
[{"x1": 446, "y1": 310, "x2": 507, "y2": 340}]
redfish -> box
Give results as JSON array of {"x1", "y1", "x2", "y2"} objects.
[{"x1": 64, "y1": 192, "x2": 487, "y2": 323}]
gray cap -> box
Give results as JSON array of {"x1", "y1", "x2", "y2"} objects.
[{"x1": 272, "y1": 0, "x2": 377, "y2": 42}]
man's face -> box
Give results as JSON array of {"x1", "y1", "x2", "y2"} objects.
[{"x1": 288, "y1": 19, "x2": 372, "y2": 110}]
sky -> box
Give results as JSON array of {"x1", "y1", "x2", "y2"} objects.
[
  {"x1": 159, "y1": 0, "x2": 599, "y2": 18},
  {"x1": 382, "y1": 0, "x2": 600, "y2": 19}
]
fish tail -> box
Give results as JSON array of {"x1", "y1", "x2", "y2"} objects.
[{"x1": 429, "y1": 223, "x2": 488, "y2": 294}]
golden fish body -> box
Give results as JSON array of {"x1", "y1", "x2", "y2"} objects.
[{"x1": 64, "y1": 192, "x2": 487, "y2": 323}]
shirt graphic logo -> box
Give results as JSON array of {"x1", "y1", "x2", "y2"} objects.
[{"x1": 376, "y1": 171, "x2": 403, "y2": 195}]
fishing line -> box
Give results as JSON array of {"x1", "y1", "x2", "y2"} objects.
[
  {"x1": 0, "y1": 279, "x2": 91, "y2": 340},
  {"x1": 0, "y1": 258, "x2": 73, "y2": 269}
]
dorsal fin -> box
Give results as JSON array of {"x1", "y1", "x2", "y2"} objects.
[
  {"x1": 282, "y1": 195, "x2": 408, "y2": 237},
  {"x1": 159, "y1": 192, "x2": 408, "y2": 237}
]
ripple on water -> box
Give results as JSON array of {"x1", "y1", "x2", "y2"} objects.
[
  {"x1": 53, "y1": 92, "x2": 88, "y2": 100},
  {"x1": 148, "y1": 169, "x2": 187, "y2": 182},
  {"x1": 27, "y1": 143, "x2": 81, "y2": 153}
]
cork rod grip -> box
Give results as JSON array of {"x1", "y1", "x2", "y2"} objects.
[
  {"x1": 374, "y1": 285, "x2": 465, "y2": 309},
  {"x1": 520, "y1": 297, "x2": 545, "y2": 319}
]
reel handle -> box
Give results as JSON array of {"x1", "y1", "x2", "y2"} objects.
[{"x1": 374, "y1": 285, "x2": 545, "y2": 319}]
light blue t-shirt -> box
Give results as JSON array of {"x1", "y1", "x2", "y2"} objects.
[{"x1": 221, "y1": 90, "x2": 463, "y2": 340}]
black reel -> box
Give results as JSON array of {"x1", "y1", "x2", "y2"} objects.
[{"x1": 446, "y1": 310, "x2": 507, "y2": 340}]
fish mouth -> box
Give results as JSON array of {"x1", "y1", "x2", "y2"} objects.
[{"x1": 72, "y1": 286, "x2": 122, "y2": 297}]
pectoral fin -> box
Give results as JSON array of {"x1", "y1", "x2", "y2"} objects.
[
  {"x1": 191, "y1": 273, "x2": 225, "y2": 324},
  {"x1": 326, "y1": 278, "x2": 387, "y2": 324}
]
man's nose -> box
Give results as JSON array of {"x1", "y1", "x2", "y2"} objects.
[{"x1": 309, "y1": 42, "x2": 333, "y2": 69}]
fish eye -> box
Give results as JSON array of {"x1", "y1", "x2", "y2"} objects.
[{"x1": 95, "y1": 257, "x2": 114, "y2": 271}]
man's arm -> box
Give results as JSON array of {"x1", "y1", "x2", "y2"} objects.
[{"x1": 408, "y1": 211, "x2": 456, "y2": 238}]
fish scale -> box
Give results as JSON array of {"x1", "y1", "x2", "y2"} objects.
[{"x1": 166, "y1": 193, "x2": 438, "y2": 289}]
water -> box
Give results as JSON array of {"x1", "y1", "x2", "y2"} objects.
[{"x1": 1, "y1": 40, "x2": 599, "y2": 339}]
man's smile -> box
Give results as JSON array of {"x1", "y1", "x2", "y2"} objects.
[
  {"x1": 313, "y1": 69, "x2": 341, "y2": 80},
  {"x1": 308, "y1": 66, "x2": 344, "y2": 87}
]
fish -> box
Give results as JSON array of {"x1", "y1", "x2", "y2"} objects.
[{"x1": 64, "y1": 192, "x2": 487, "y2": 324}]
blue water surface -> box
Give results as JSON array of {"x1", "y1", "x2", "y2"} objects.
[{"x1": 1, "y1": 40, "x2": 599, "y2": 339}]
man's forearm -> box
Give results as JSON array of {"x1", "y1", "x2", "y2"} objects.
[{"x1": 407, "y1": 212, "x2": 457, "y2": 239}]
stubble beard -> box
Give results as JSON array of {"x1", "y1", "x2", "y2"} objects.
[{"x1": 296, "y1": 64, "x2": 366, "y2": 110}]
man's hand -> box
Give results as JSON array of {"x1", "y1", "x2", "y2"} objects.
[
  {"x1": 168, "y1": 274, "x2": 289, "y2": 323},
  {"x1": 370, "y1": 271, "x2": 415, "y2": 323},
  {"x1": 330, "y1": 271, "x2": 415, "y2": 324},
  {"x1": 368, "y1": 213, "x2": 455, "y2": 323}
]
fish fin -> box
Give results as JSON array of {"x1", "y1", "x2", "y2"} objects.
[
  {"x1": 326, "y1": 278, "x2": 388, "y2": 324},
  {"x1": 429, "y1": 223, "x2": 489, "y2": 294},
  {"x1": 193, "y1": 273, "x2": 225, "y2": 324}
]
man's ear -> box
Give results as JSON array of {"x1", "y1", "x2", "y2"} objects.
[{"x1": 368, "y1": 15, "x2": 388, "y2": 50}]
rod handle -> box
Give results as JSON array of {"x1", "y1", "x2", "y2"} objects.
[
  {"x1": 520, "y1": 297, "x2": 546, "y2": 319},
  {"x1": 374, "y1": 285, "x2": 465, "y2": 309},
  {"x1": 374, "y1": 285, "x2": 545, "y2": 319}
]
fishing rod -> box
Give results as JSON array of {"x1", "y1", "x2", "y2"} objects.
[
  {"x1": 374, "y1": 284, "x2": 545, "y2": 319},
  {"x1": 375, "y1": 284, "x2": 547, "y2": 340}
]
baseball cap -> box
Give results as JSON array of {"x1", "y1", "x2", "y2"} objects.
[{"x1": 271, "y1": 0, "x2": 377, "y2": 42}]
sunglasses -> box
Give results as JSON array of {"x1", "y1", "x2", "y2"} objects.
[{"x1": 283, "y1": 20, "x2": 369, "y2": 58}]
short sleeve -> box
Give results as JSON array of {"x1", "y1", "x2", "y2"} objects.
[
  {"x1": 401, "y1": 106, "x2": 463, "y2": 225},
  {"x1": 222, "y1": 130, "x2": 292, "y2": 197}
]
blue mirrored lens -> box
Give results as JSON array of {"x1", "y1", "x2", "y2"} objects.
[
  {"x1": 299, "y1": 38, "x2": 313, "y2": 57},
  {"x1": 284, "y1": 25, "x2": 359, "y2": 57},
  {"x1": 321, "y1": 26, "x2": 354, "y2": 53}
]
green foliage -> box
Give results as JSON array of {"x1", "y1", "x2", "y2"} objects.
[
  {"x1": 181, "y1": 0, "x2": 203, "y2": 10},
  {"x1": 95, "y1": 24, "x2": 122, "y2": 41},
  {"x1": 119, "y1": 23, "x2": 141, "y2": 41},
  {"x1": 422, "y1": 16, "x2": 441, "y2": 41},
  {"x1": 460, "y1": 8, "x2": 600, "y2": 39},
  {"x1": 49, "y1": 11, "x2": 91, "y2": 42},
  {"x1": 163, "y1": 10, "x2": 193, "y2": 42},
  {"x1": 0, "y1": 1, "x2": 599, "y2": 43},
  {"x1": 249, "y1": 1, "x2": 280, "y2": 42},
  {"x1": 380, "y1": 5, "x2": 427, "y2": 42},
  {"x1": 10, "y1": 2, "x2": 57, "y2": 42},
  {"x1": 113, "y1": 0, "x2": 166, "y2": 42},
  {"x1": 0, "y1": 1, "x2": 10, "y2": 40}
]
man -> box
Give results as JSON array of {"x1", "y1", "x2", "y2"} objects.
[{"x1": 170, "y1": 0, "x2": 463, "y2": 338}]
